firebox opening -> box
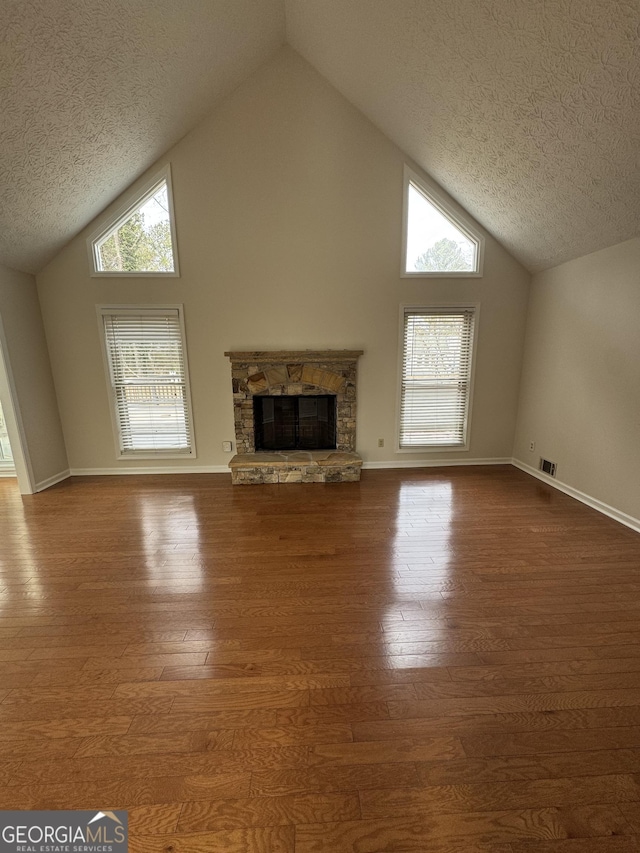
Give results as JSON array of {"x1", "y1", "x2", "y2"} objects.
[{"x1": 254, "y1": 395, "x2": 337, "y2": 451}]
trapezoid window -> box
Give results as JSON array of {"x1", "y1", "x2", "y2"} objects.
[
  {"x1": 89, "y1": 166, "x2": 179, "y2": 276},
  {"x1": 402, "y1": 166, "x2": 484, "y2": 277}
]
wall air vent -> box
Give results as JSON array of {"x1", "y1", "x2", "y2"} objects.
[{"x1": 540, "y1": 458, "x2": 557, "y2": 477}]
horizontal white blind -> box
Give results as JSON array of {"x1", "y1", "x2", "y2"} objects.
[
  {"x1": 400, "y1": 308, "x2": 475, "y2": 448},
  {"x1": 103, "y1": 310, "x2": 192, "y2": 453}
]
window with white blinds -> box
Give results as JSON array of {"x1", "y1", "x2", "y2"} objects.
[
  {"x1": 100, "y1": 307, "x2": 195, "y2": 456},
  {"x1": 399, "y1": 307, "x2": 476, "y2": 449}
]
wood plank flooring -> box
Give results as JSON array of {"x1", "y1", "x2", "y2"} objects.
[{"x1": 0, "y1": 466, "x2": 640, "y2": 852}]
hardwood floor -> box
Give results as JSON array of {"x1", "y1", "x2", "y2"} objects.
[{"x1": 1, "y1": 465, "x2": 640, "y2": 852}]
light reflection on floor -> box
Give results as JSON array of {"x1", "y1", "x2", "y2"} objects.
[
  {"x1": 0, "y1": 480, "x2": 42, "y2": 613},
  {"x1": 137, "y1": 492, "x2": 204, "y2": 592},
  {"x1": 382, "y1": 479, "x2": 454, "y2": 666}
]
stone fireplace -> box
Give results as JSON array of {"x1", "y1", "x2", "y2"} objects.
[{"x1": 225, "y1": 350, "x2": 363, "y2": 484}]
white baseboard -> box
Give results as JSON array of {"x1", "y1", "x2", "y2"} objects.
[
  {"x1": 35, "y1": 469, "x2": 71, "y2": 492},
  {"x1": 363, "y1": 457, "x2": 512, "y2": 469},
  {"x1": 0, "y1": 468, "x2": 16, "y2": 478},
  {"x1": 511, "y1": 458, "x2": 640, "y2": 534},
  {"x1": 70, "y1": 459, "x2": 511, "y2": 476},
  {"x1": 69, "y1": 465, "x2": 230, "y2": 476}
]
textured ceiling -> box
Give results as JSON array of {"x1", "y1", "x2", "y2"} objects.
[
  {"x1": 2, "y1": 1, "x2": 640, "y2": 275},
  {"x1": 0, "y1": 0, "x2": 285, "y2": 273},
  {"x1": 286, "y1": 0, "x2": 640, "y2": 272}
]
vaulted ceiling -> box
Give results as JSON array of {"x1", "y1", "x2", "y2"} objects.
[
  {"x1": 0, "y1": 0, "x2": 285, "y2": 274},
  {"x1": 2, "y1": 0, "x2": 639, "y2": 274}
]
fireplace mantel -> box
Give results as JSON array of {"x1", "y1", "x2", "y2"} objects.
[
  {"x1": 225, "y1": 350, "x2": 363, "y2": 363},
  {"x1": 225, "y1": 350, "x2": 363, "y2": 484}
]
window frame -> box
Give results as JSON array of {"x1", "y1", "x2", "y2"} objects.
[
  {"x1": 401, "y1": 165, "x2": 484, "y2": 278},
  {"x1": 0, "y1": 398, "x2": 14, "y2": 469},
  {"x1": 396, "y1": 303, "x2": 480, "y2": 453},
  {"x1": 87, "y1": 165, "x2": 180, "y2": 278},
  {"x1": 97, "y1": 304, "x2": 196, "y2": 460}
]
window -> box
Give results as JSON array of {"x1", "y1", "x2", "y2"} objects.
[
  {"x1": 0, "y1": 399, "x2": 13, "y2": 466},
  {"x1": 99, "y1": 306, "x2": 195, "y2": 457},
  {"x1": 89, "y1": 166, "x2": 179, "y2": 276},
  {"x1": 402, "y1": 166, "x2": 484, "y2": 277},
  {"x1": 399, "y1": 306, "x2": 477, "y2": 449}
]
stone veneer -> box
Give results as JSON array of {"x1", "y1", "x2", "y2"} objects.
[
  {"x1": 229, "y1": 450, "x2": 363, "y2": 485},
  {"x1": 225, "y1": 350, "x2": 363, "y2": 484}
]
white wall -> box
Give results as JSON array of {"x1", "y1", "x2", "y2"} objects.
[
  {"x1": 36, "y1": 47, "x2": 530, "y2": 474},
  {"x1": 0, "y1": 264, "x2": 68, "y2": 491},
  {"x1": 513, "y1": 237, "x2": 640, "y2": 524}
]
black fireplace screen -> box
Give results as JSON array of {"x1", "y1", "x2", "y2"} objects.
[{"x1": 254, "y1": 395, "x2": 337, "y2": 451}]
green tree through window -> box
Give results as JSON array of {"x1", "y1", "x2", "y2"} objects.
[
  {"x1": 414, "y1": 238, "x2": 473, "y2": 272},
  {"x1": 99, "y1": 213, "x2": 173, "y2": 272},
  {"x1": 93, "y1": 176, "x2": 177, "y2": 274}
]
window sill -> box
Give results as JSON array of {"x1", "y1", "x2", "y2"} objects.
[
  {"x1": 91, "y1": 270, "x2": 180, "y2": 278},
  {"x1": 401, "y1": 270, "x2": 482, "y2": 279},
  {"x1": 117, "y1": 451, "x2": 196, "y2": 461},
  {"x1": 396, "y1": 444, "x2": 469, "y2": 453}
]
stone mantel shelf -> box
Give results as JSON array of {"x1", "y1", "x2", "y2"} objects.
[{"x1": 225, "y1": 350, "x2": 363, "y2": 363}]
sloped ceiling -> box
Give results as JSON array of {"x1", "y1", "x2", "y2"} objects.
[
  {"x1": 2, "y1": 0, "x2": 639, "y2": 275},
  {"x1": 286, "y1": 0, "x2": 640, "y2": 272},
  {"x1": 0, "y1": 0, "x2": 285, "y2": 273}
]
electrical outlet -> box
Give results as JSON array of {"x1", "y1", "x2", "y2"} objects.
[
  {"x1": 378, "y1": 438, "x2": 384, "y2": 447},
  {"x1": 529, "y1": 441, "x2": 535, "y2": 452},
  {"x1": 222, "y1": 441, "x2": 233, "y2": 452}
]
